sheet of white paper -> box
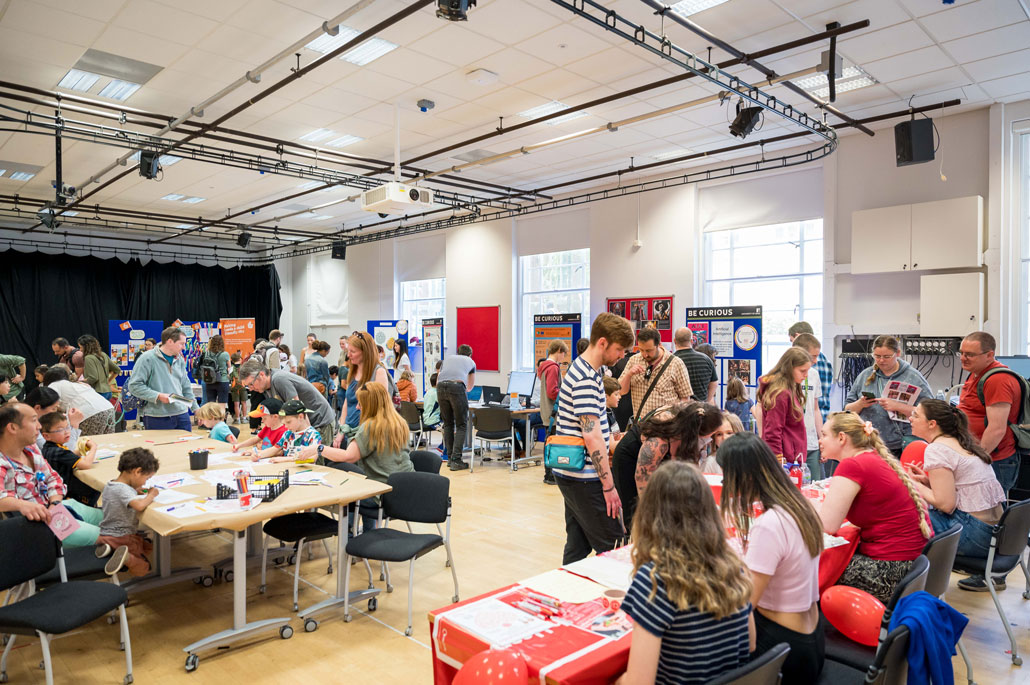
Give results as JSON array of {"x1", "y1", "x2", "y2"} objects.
[
  {"x1": 95, "y1": 448, "x2": 120, "y2": 460},
  {"x1": 153, "y1": 489, "x2": 196, "y2": 504},
  {"x1": 156, "y1": 502, "x2": 208, "y2": 518},
  {"x1": 201, "y1": 498, "x2": 263, "y2": 514},
  {"x1": 291, "y1": 471, "x2": 329, "y2": 484},
  {"x1": 145, "y1": 472, "x2": 201, "y2": 489},
  {"x1": 823, "y1": 533, "x2": 852, "y2": 549},
  {"x1": 441, "y1": 598, "x2": 551, "y2": 648},
  {"x1": 562, "y1": 554, "x2": 634, "y2": 591}
]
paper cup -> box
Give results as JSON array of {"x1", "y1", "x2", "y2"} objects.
[{"x1": 601, "y1": 588, "x2": 626, "y2": 611}]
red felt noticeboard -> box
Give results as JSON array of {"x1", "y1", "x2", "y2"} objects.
[{"x1": 456, "y1": 305, "x2": 500, "y2": 372}]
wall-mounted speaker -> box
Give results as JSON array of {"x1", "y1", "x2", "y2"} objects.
[
  {"x1": 236, "y1": 232, "x2": 252, "y2": 248},
  {"x1": 894, "y1": 118, "x2": 935, "y2": 167},
  {"x1": 331, "y1": 241, "x2": 347, "y2": 260}
]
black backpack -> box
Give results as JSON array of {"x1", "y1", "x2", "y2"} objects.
[{"x1": 196, "y1": 352, "x2": 218, "y2": 384}]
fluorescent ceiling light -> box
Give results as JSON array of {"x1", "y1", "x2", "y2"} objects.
[
  {"x1": 669, "y1": 0, "x2": 730, "y2": 17},
  {"x1": 305, "y1": 27, "x2": 361, "y2": 54},
  {"x1": 298, "y1": 181, "x2": 322, "y2": 190},
  {"x1": 9, "y1": 172, "x2": 34, "y2": 181},
  {"x1": 652, "y1": 149, "x2": 693, "y2": 161},
  {"x1": 342, "y1": 38, "x2": 397, "y2": 66},
  {"x1": 308, "y1": 214, "x2": 333, "y2": 221},
  {"x1": 161, "y1": 193, "x2": 184, "y2": 201},
  {"x1": 98, "y1": 79, "x2": 141, "y2": 101},
  {"x1": 326, "y1": 134, "x2": 362, "y2": 148},
  {"x1": 176, "y1": 223, "x2": 194, "y2": 229},
  {"x1": 60, "y1": 211, "x2": 78, "y2": 217},
  {"x1": 299, "y1": 128, "x2": 335, "y2": 143},
  {"x1": 0, "y1": 170, "x2": 6, "y2": 177},
  {"x1": 183, "y1": 196, "x2": 206, "y2": 204},
  {"x1": 58, "y1": 68, "x2": 102, "y2": 92},
  {"x1": 792, "y1": 65, "x2": 878, "y2": 99},
  {"x1": 517, "y1": 101, "x2": 588, "y2": 125}
]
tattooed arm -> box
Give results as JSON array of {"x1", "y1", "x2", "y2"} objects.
[
  {"x1": 635, "y1": 437, "x2": 670, "y2": 496},
  {"x1": 580, "y1": 414, "x2": 622, "y2": 518}
]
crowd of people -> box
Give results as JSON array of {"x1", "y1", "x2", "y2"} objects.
[{"x1": 552, "y1": 313, "x2": 1023, "y2": 684}]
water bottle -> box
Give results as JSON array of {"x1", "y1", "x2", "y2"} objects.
[
  {"x1": 801, "y1": 461, "x2": 812, "y2": 486},
  {"x1": 936, "y1": 389, "x2": 946, "y2": 401},
  {"x1": 788, "y1": 463, "x2": 803, "y2": 489}
]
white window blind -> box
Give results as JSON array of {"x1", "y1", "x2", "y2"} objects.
[{"x1": 698, "y1": 168, "x2": 823, "y2": 233}]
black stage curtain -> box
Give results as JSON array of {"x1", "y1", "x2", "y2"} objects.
[{"x1": 0, "y1": 250, "x2": 281, "y2": 375}]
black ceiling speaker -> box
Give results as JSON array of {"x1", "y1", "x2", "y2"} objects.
[
  {"x1": 331, "y1": 241, "x2": 347, "y2": 260},
  {"x1": 894, "y1": 118, "x2": 935, "y2": 166},
  {"x1": 236, "y1": 232, "x2": 252, "y2": 248},
  {"x1": 139, "y1": 151, "x2": 160, "y2": 179}
]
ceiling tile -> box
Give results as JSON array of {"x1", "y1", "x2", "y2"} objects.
[
  {"x1": 113, "y1": 0, "x2": 219, "y2": 45},
  {"x1": 513, "y1": 69, "x2": 603, "y2": 102},
  {"x1": 92, "y1": 25, "x2": 191, "y2": 66},
  {"x1": 517, "y1": 24, "x2": 611, "y2": 67},
  {"x1": 365, "y1": 48, "x2": 456, "y2": 86},
  {"x1": 406, "y1": 24, "x2": 506, "y2": 66},
  {"x1": 864, "y1": 45, "x2": 954, "y2": 84},
  {"x1": 979, "y1": 70, "x2": 1030, "y2": 99},
  {"x1": 801, "y1": 0, "x2": 911, "y2": 32},
  {"x1": 32, "y1": 0, "x2": 126, "y2": 23},
  {"x1": 918, "y1": 0, "x2": 1028, "y2": 42},
  {"x1": 881, "y1": 66, "x2": 969, "y2": 99},
  {"x1": 1, "y1": 0, "x2": 107, "y2": 48},
  {"x1": 461, "y1": 0, "x2": 564, "y2": 45},
  {"x1": 564, "y1": 47, "x2": 659, "y2": 84},
  {"x1": 942, "y1": 21, "x2": 1030, "y2": 64},
  {"x1": 336, "y1": 69, "x2": 417, "y2": 102},
  {"x1": 964, "y1": 48, "x2": 1030, "y2": 82},
  {"x1": 154, "y1": 0, "x2": 250, "y2": 22},
  {"x1": 837, "y1": 21, "x2": 935, "y2": 65}
]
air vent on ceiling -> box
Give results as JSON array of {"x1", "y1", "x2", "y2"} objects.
[
  {"x1": 74, "y1": 49, "x2": 163, "y2": 84},
  {"x1": 451, "y1": 149, "x2": 498, "y2": 163}
]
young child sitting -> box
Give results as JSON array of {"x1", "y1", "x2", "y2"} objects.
[
  {"x1": 196, "y1": 402, "x2": 237, "y2": 445},
  {"x1": 248, "y1": 399, "x2": 321, "y2": 463},
  {"x1": 396, "y1": 369, "x2": 417, "y2": 403},
  {"x1": 619, "y1": 461, "x2": 754, "y2": 684},
  {"x1": 235, "y1": 398, "x2": 286, "y2": 454},
  {"x1": 98, "y1": 448, "x2": 160, "y2": 577},
  {"x1": 40, "y1": 411, "x2": 101, "y2": 506}
]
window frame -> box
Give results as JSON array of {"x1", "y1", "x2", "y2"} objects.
[
  {"x1": 517, "y1": 248, "x2": 591, "y2": 371},
  {"x1": 398, "y1": 277, "x2": 446, "y2": 343}
]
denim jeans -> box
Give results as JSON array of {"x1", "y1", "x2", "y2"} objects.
[
  {"x1": 437, "y1": 381, "x2": 469, "y2": 461},
  {"x1": 992, "y1": 452, "x2": 1020, "y2": 495},
  {"x1": 929, "y1": 508, "x2": 995, "y2": 558},
  {"x1": 143, "y1": 412, "x2": 192, "y2": 431}
]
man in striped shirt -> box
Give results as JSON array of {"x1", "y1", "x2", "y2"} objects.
[{"x1": 553, "y1": 312, "x2": 636, "y2": 564}]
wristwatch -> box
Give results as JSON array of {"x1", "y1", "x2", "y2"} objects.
[{"x1": 318, "y1": 444, "x2": 325, "y2": 458}]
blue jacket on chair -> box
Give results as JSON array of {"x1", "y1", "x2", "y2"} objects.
[{"x1": 887, "y1": 591, "x2": 968, "y2": 685}]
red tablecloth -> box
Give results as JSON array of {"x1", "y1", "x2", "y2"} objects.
[{"x1": 818, "y1": 524, "x2": 862, "y2": 592}]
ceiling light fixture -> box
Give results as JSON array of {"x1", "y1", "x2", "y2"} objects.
[
  {"x1": 652, "y1": 149, "x2": 693, "y2": 161},
  {"x1": 0, "y1": 170, "x2": 6, "y2": 177},
  {"x1": 182, "y1": 196, "x2": 206, "y2": 204},
  {"x1": 792, "y1": 65, "x2": 877, "y2": 99},
  {"x1": 517, "y1": 101, "x2": 589, "y2": 125},
  {"x1": 57, "y1": 68, "x2": 102, "y2": 92},
  {"x1": 161, "y1": 193, "x2": 184, "y2": 201},
  {"x1": 669, "y1": 0, "x2": 730, "y2": 18},
  {"x1": 341, "y1": 38, "x2": 398, "y2": 66},
  {"x1": 305, "y1": 27, "x2": 361, "y2": 54},
  {"x1": 9, "y1": 172, "x2": 35, "y2": 181},
  {"x1": 729, "y1": 103, "x2": 763, "y2": 138},
  {"x1": 299, "y1": 128, "x2": 336, "y2": 143},
  {"x1": 326, "y1": 134, "x2": 363, "y2": 148},
  {"x1": 98, "y1": 79, "x2": 141, "y2": 101},
  {"x1": 298, "y1": 181, "x2": 322, "y2": 190}
]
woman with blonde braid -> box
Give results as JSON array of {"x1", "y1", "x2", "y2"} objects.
[
  {"x1": 721, "y1": 432, "x2": 825, "y2": 682},
  {"x1": 818, "y1": 412, "x2": 933, "y2": 603}
]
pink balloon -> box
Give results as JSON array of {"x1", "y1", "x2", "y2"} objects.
[
  {"x1": 821, "y1": 585, "x2": 886, "y2": 647},
  {"x1": 454, "y1": 648, "x2": 530, "y2": 685}
]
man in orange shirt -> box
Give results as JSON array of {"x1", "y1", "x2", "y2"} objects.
[{"x1": 956, "y1": 331, "x2": 1023, "y2": 592}]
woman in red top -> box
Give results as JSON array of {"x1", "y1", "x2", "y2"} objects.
[
  {"x1": 756, "y1": 348, "x2": 810, "y2": 464},
  {"x1": 818, "y1": 411, "x2": 932, "y2": 603}
]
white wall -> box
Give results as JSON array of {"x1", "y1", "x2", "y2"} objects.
[{"x1": 275, "y1": 102, "x2": 1023, "y2": 397}]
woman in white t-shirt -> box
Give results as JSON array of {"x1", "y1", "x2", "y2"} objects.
[
  {"x1": 43, "y1": 366, "x2": 116, "y2": 435},
  {"x1": 721, "y1": 432, "x2": 825, "y2": 682},
  {"x1": 392, "y1": 339, "x2": 411, "y2": 375},
  {"x1": 907, "y1": 399, "x2": 1005, "y2": 559}
]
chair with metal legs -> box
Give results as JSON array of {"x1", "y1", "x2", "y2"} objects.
[{"x1": 918, "y1": 523, "x2": 974, "y2": 684}]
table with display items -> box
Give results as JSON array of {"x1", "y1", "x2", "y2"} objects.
[
  {"x1": 417, "y1": 400, "x2": 542, "y2": 471},
  {"x1": 80, "y1": 430, "x2": 389, "y2": 672}
]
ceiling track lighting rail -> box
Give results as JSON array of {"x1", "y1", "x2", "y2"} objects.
[{"x1": 549, "y1": 0, "x2": 836, "y2": 147}]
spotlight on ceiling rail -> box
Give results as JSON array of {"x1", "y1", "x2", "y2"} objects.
[
  {"x1": 236, "y1": 232, "x2": 252, "y2": 248},
  {"x1": 729, "y1": 104, "x2": 763, "y2": 139},
  {"x1": 436, "y1": 0, "x2": 476, "y2": 21}
]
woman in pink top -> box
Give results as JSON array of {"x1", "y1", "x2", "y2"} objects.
[
  {"x1": 721, "y1": 432, "x2": 825, "y2": 683},
  {"x1": 756, "y1": 348, "x2": 810, "y2": 464},
  {"x1": 907, "y1": 399, "x2": 1005, "y2": 560}
]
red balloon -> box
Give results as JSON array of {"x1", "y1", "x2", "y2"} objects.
[
  {"x1": 821, "y1": 585, "x2": 886, "y2": 647},
  {"x1": 454, "y1": 648, "x2": 530, "y2": 685}
]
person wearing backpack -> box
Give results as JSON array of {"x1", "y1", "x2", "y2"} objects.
[
  {"x1": 200, "y1": 335, "x2": 232, "y2": 415},
  {"x1": 537, "y1": 339, "x2": 567, "y2": 485}
]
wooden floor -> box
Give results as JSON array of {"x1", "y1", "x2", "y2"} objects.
[{"x1": 4, "y1": 431, "x2": 1030, "y2": 684}]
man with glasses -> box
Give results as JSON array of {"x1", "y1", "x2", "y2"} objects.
[
  {"x1": 237, "y1": 358, "x2": 336, "y2": 446},
  {"x1": 955, "y1": 331, "x2": 1024, "y2": 592},
  {"x1": 619, "y1": 328, "x2": 692, "y2": 421}
]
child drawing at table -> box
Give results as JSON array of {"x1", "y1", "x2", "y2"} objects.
[
  {"x1": 249, "y1": 399, "x2": 321, "y2": 464},
  {"x1": 195, "y1": 402, "x2": 236, "y2": 446},
  {"x1": 235, "y1": 398, "x2": 286, "y2": 455},
  {"x1": 617, "y1": 461, "x2": 754, "y2": 685},
  {"x1": 720, "y1": 432, "x2": 825, "y2": 683},
  {"x1": 98, "y1": 448, "x2": 160, "y2": 577}
]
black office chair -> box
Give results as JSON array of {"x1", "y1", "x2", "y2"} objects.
[
  {"x1": 818, "y1": 625, "x2": 911, "y2": 685},
  {"x1": 227, "y1": 424, "x2": 241, "y2": 439},
  {"x1": 259, "y1": 512, "x2": 336, "y2": 611},
  {"x1": 410, "y1": 450, "x2": 442, "y2": 474},
  {"x1": 398, "y1": 402, "x2": 423, "y2": 446},
  {"x1": 951, "y1": 498, "x2": 1030, "y2": 666},
  {"x1": 470, "y1": 407, "x2": 513, "y2": 473},
  {"x1": 708, "y1": 643, "x2": 789, "y2": 684},
  {"x1": 0, "y1": 518, "x2": 134, "y2": 685},
  {"x1": 920, "y1": 524, "x2": 973, "y2": 685},
  {"x1": 824, "y1": 555, "x2": 929, "y2": 670},
  {"x1": 342, "y1": 471, "x2": 459, "y2": 636}
]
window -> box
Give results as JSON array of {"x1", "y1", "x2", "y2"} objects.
[
  {"x1": 399, "y1": 278, "x2": 446, "y2": 342},
  {"x1": 703, "y1": 219, "x2": 823, "y2": 373},
  {"x1": 518, "y1": 249, "x2": 590, "y2": 369},
  {"x1": 1022, "y1": 133, "x2": 1030, "y2": 354}
]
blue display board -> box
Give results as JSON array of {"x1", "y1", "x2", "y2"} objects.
[
  {"x1": 686, "y1": 306, "x2": 763, "y2": 408},
  {"x1": 367, "y1": 319, "x2": 409, "y2": 372},
  {"x1": 533, "y1": 314, "x2": 581, "y2": 370},
  {"x1": 179, "y1": 321, "x2": 220, "y2": 385},
  {"x1": 108, "y1": 319, "x2": 163, "y2": 420}
]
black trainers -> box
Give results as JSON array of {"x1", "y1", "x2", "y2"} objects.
[
  {"x1": 448, "y1": 460, "x2": 469, "y2": 471},
  {"x1": 543, "y1": 474, "x2": 556, "y2": 485},
  {"x1": 957, "y1": 574, "x2": 1006, "y2": 592},
  {"x1": 104, "y1": 545, "x2": 130, "y2": 576}
]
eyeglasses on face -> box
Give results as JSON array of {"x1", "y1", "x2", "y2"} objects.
[
  {"x1": 957, "y1": 350, "x2": 986, "y2": 358},
  {"x1": 872, "y1": 354, "x2": 895, "y2": 361}
]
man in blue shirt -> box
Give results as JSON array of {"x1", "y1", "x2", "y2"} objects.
[{"x1": 127, "y1": 326, "x2": 198, "y2": 431}]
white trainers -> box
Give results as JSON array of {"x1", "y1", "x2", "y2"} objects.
[
  {"x1": 104, "y1": 545, "x2": 130, "y2": 576},
  {"x1": 95, "y1": 543, "x2": 112, "y2": 559}
]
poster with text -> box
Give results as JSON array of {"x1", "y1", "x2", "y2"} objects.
[
  {"x1": 107, "y1": 320, "x2": 164, "y2": 420},
  {"x1": 368, "y1": 320, "x2": 408, "y2": 374},
  {"x1": 711, "y1": 321, "x2": 734, "y2": 357},
  {"x1": 421, "y1": 318, "x2": 443, "y2": 394},
  {"x1": 220, "y1": 318, "x2": 255, "y2": 358},
  {"x1": 686, "y1": 306, "x2": 763, "y2": 410},
  {"x1": 606, "y1": 296, "x2": 675, "y2": 344},
  {"x1": 533, "y1": 313, "x2": 581, "y2": 373},
  {"x1": 687, "y1": 322, "x2": 710, "y2": 346},
  {"x1": 179, "y1": 321, "x2": 219, "y2": 384}
]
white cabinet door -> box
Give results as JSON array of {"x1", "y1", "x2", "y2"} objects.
[
  {"x1": 851, "y1": 205, "x2": 912, "y2": 274},
  {"x1": 910, "y1": 196, "x2": 983, "y2": 271},
  {"x1": 919, "y1": 272, "x2": 984, "y2": 337}
]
